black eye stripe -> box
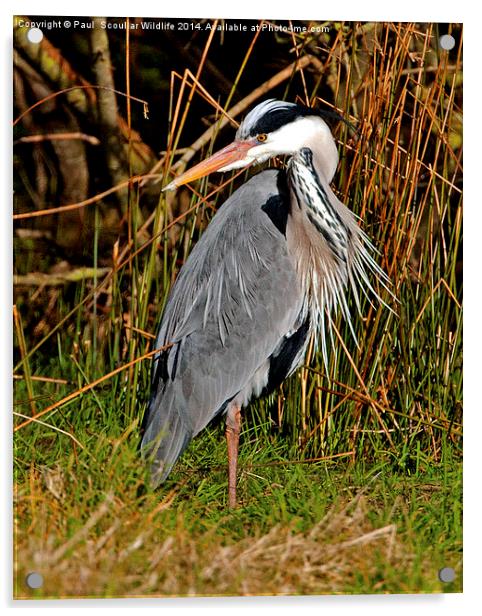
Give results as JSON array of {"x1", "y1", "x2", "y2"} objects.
[
  {"x1": 237, "y1": 100, "x2": 352, "y2": 141},
  {"x1": 249, "y1": 108, "x2": 302, "y2": 136},
  {"x1": 248, "y1": 105, "x2": 322, "y2": 137}
]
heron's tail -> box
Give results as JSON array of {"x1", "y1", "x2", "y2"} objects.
[{"x1": 140, "y1": 389, "x2": 193, "y2": 488}]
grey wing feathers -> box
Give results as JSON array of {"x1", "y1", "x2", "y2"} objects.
[
  {"x1": 141, "y1": 170, "x2": 304, "y2": 485},
  {"x1": 141, "y1": 381, "x2": 193, "y2": 485}
]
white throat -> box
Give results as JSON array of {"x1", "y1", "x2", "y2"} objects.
[{"x1": 246, "y1": 115, "x2": 340, "y2": 183}]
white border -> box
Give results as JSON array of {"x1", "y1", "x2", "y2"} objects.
[{"x1": 3, "y1": 1, "x2": 477, "y2": 614}]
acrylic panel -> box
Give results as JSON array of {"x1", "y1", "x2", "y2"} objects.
[{"x1": 13, "y1": 16, "x2": 462, "y2": 599}]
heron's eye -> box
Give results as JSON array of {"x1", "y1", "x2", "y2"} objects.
[{"x1": 256, "y1": 133, "x2": 268, "y2": 143}]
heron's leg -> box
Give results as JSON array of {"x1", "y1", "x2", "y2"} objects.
[{"x1": 225, "y1": 403, "x2": 242, "y2": 508}]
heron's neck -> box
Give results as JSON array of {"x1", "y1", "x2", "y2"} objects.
[
  {"x1": 316, "y1": 142, "x2": 338, "y2": 185},
  {"x1": 285, "y1": 145, "x2": 391, "y2": 368},
  {"x1": 287, "y1": 147, "x2": 351, "y2": 265}
]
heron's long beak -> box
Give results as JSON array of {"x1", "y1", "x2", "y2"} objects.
[{"x1": 163, "y1": 139, "x2": 255, "y2": 191}]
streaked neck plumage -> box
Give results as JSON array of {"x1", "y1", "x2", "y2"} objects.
[{"x1": 285, "y1": 139, "x2": 389, "y2": 367}]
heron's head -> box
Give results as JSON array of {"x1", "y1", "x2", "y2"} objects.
[{"x1": 163, "y1": 99, "x2": 343, "y2": 191}]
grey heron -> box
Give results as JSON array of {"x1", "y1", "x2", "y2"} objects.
[{"x1": 140, "y1": 99, "x2": 390, "y2": 507}]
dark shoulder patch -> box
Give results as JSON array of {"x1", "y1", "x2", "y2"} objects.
[
  {"x1": 151, "y1": 342, "x2": 182, "y2": 386},
  {"x1": 152, "y1": 349, "x2": 169, "y2": 386},
  {"x1": 261, "y1": 195, "x2": 288, "y2": 236},
  {"x1": 260, "y1": 170, "x2": 290, "y2": 236},
  {"x1": 262, "y1": 317, "x2": 310, "y2": 396}
]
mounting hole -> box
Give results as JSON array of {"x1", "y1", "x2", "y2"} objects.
[
  {"x1": 25, "y1": 572, "x2": 44, "y2": 589},
  {"x1": 438, "y1": 567, "x2": 456, "y2": 583},
  {"x1": 27, "y1": 28, "x2": 44, "y2": 44},
  {"x1": 439, "y1": 34, "x2": 455, "y2": 51}
]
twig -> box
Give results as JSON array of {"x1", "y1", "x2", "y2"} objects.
[
  {"x1": 14, "y1": 267, "x2": 110, "y2": 286},
  {"x1": 13, "y1": 173, "x2": 160, "y2": 220},
  {"x1": 13, "y1": 374, "x2": 68, "y2": 384},
  {"x1": 12, "y1": 84, "x2": 149, "y2": 130},
  {"x1": 13, "y1": 411, "x2": 84, "y2": 449},
  {"x1": 244, "y1": 451, "x2": 355, "y2": 469},
  {"x1": 13, "y1": 132, "x2": 100, "y2": 146},
  {"x1": 338, "y1": 524, "x2": 397, "y2": 549}
]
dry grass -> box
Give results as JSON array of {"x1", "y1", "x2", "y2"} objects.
[{"x1": 15, "y1": 474, "x2": 453, "y2": 599}]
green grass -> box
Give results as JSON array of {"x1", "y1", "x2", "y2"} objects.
[
  {"x1": 13, "y1": 21, "x2": 462, "y2": 598},
  {"x1": 14, "y1": 391, "x2": 462, "y2": 597}
]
